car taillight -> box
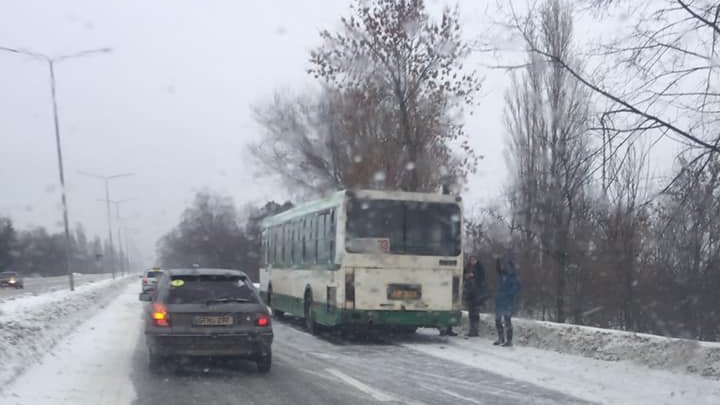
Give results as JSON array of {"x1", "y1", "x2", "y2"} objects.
[
  {"x1": 256, "y1": 314, "x2": 270, "y2": 327},
  {"x1": 151, "y1": 303, "x2": 169, "y2": 327},
  {"x1": 143, "y1": 277, "x2": 148, "y2": 285}
]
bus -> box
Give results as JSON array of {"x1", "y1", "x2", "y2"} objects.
[{"x1": 258, "y1": 189, "x2": 464, "y2": 333}]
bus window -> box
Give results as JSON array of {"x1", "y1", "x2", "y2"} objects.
[
  {"x1": 329, "y1": 209, "x2": 336, "y2": 263},
  {"x1": 314, "y1": 215, "x2": 319, "y2": 264},
  {"x1": 346, "y1": 199, "x2": 461, "y2": 256},
  {"x1": 302, "y1": 218, "x2": 307, "y2": 264}
]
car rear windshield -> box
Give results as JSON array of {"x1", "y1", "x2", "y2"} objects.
[
  {"x1": 146, "y1": 271, "x2": 162, "y2": 278},
  {"x1": 165, "y1": 275, "x2": 258, "y2": 304}
]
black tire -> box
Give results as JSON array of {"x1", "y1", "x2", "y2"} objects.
[
  {"x1": 148, "y1": 350, "x2": 163, "y2": 373},
  {"x1": 304, "y1": 293, "x2": 317, "y2": 335},
  {"x1": 256, "y1": 351, "x2": 272, "y2": 373}
]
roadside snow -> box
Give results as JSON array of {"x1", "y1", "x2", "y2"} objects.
[
  {"x1": 404, "y1": 334, "x2": 720, "y2": 405},
  {"x1": 462, "y1": 313, "x2": 720, "y2": 379},
  {"x1": 0, "y1": 276, "x2": 132, "y2": 390},
  {"x1": 1, "y1": 283, "x2": 140, "y2": 405}
]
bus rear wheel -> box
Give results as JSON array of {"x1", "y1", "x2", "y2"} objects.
[{"x1": 304, "y1": 295, "x2": 317, "y2": 335}]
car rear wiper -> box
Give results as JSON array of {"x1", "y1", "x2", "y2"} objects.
[{"x1": 206, "y1": 297, "x2": 250, "y2": 305}]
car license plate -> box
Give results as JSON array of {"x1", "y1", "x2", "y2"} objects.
[
  {"x1": 192, "y1": 315, "x2": 234, "y2": 326},
  {"x1": 387, "y1": 284, "x2": 422, "y2": 300}
]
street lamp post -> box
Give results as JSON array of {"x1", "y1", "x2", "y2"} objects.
[
  {"x1": 100, "y1": 198, "x2": 133, "y2": 276},
  {"x1": 80, "y1": 172, "x2": 134, "y2": 279},
  {"x1": 0, "y1": 46, "x2": 111, "y2": 291}
]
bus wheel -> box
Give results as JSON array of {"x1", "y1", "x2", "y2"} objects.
[{"x1": 304, "y1": 294, "x2": 317, "y2": 335}]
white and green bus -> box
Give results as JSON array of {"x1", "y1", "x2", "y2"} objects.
[{"x1": 258, "y1": 189, "x2": 464, "y2": 333}]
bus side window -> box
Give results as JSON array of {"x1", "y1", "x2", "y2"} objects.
[
  {"x1": 301, "y1": 218, "x2": 307, "y2": 265},
  {"x1": 270, "y1": 226, "x2": 278, "y2": 266},
  {"x1": 282, "y1": 224, "x2": 288, "y2": 267},
  {"x1": 290, "y1": 222, "x2": 296, "y2": 266},
  {"x1": 261, "y1": 232, "x2": 267, "y2": 267},
  {"x1": 328, "y1": 209, "x2": 335, "y2": 264},
  {"x1": 314, "y1": 215, "x2": 319, "y2": 264}
]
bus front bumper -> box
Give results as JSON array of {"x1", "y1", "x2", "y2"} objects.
[{"x1": 338, "y1": 309, "x2": 462, "y2": 328}]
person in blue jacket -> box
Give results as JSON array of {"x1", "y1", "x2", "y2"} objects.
[{"x1": 494, "y1": 254, "x2": 522, "y2": 347}]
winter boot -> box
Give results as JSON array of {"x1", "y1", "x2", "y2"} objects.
[
  {"x1": 493, "y1": 330, "x2": 505, "y2": 345},
  {"x1": 501, "y1": 329, "x2": 513, "y2": 347},
  {"x1": 493, "y1": 318, "x2": 505, "y2": 345}
]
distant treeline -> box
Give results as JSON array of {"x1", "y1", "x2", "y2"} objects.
[
  {"x1": 0, "y1": 216, "x2": 123, "y2": 276},
  {"x1": 156, "y1": 191, "x2": 292, "y2": 281}
]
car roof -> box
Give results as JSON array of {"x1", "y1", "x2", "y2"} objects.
[{"x1": 163, "y1": 268, "x2": 249, "y2": 278}]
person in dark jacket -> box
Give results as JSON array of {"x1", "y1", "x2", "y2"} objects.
[
  {"x1": 463, "y1": 255, "x2": 488, "y2": 337},
  {"x1": 440, "y1": 255, "x2": 487, "y2": 337},
  {"x1": 494, "y1": 254, "x2": 521, "y2": 347}
]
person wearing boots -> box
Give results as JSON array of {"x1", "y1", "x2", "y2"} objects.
[
  {"x1": 440, "y1": 254, "x2": 488, "y2": 337},
  {"x1": 464, "y1": 255, "x2": 488, "y2": 337},
  {"x1": 493, "y1": 254, "x2": 522, "y2": 347}
]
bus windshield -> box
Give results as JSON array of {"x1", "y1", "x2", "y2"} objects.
[{"x1": 346, "y1": 198, "x2": 461, "y2": 257}]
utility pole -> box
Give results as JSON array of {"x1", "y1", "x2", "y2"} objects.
[
  {"x1": 0, "y1": 45, "x2": 111, "y2": 291},
  {"x1": 81, "y1": 172, "x2": 134, "y2": 279}
]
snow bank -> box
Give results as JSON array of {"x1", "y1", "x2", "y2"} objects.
[
  {"x1": 0, "y1": 276, "x2": 133, "y2": 390},
  {"x1": 405, "y1": 333, "x2": 720, "y2": 405},
  {"x1": 461, "y1": 312, "x2": 720, "y2": 379},
  {"x1": 3, "y1": 283, "x2": 140, "y2": 404}
]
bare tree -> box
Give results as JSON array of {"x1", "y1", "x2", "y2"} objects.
[
  {"x1": 505, "y1": 0, "x2": 594, "y2": 322},
  {"x1": 511, "y1": 0, "x2": 720, "y2": 158},
  {"x1": 250, "y1": 86, "x2": 466, "y2": 195},
  {"x1": 308, "y1": 0, "x2": 482, "y2": 191}
]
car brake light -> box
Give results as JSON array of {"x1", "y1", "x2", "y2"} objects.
[
  {"x1": 143, "y1": 276, "x2": 148, "y2": 285},
  {"x1": 151, "y1": 303, "x2": 169, "y2": 327},
  {"x1": 256, "y1": 314, "x2": 270, "y2": 327}
]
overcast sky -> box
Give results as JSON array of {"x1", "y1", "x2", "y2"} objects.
[{"x1": 0, "y1": 1, "x2": 679, "y2": 267}]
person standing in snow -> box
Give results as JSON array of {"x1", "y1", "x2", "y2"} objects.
[
  {"x1": 440, "y1": 254, "x2": 488, "y2": 337},
  {"x1": 494, "y1": 253, "x2": 521, "y2": 347},
  {"x1": 463, "y1": 255, "x2": 488, "y2": 337}
]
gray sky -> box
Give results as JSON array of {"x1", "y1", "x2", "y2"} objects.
[{"x1": 0, "y1": 1, "x2": 678, "y2": 266}]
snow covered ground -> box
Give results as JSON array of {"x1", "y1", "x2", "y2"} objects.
[
  {"x1": 458, "y1": 313, "x2": 720, "y2": 379},
  {"x1": 0, "y1": 282, "x2": 139, "y2": 405},
  {"x1": 405, "y1": 334, "x2": 720, "y2": 405},
  {"x1": 0, "y1": 276, "x2": 133, "y2": 391},
  {"x1": 398, "y1": 313, "x2": 720, "y2": 405}
]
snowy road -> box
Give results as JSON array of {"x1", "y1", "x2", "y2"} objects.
[
  {"x1": 0, "y1": 273, "x2": 115, "y2": 300},
  {"x1": 4, "y1": 284, "x2": 719, "y2": 405},
  {"x1": 129, "y1": 314, "x2": 589, "y2": 405},
  {"x1": 2, "y1": 284, "x2": 590, "y2": 405}
]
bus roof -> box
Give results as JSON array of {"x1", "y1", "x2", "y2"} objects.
[
  {"x1": 262, "y1": 190, "x2": 346, "y2": 228},
  {"x1": 261, "y1": 189, "x2": 461, "y2": 228}
]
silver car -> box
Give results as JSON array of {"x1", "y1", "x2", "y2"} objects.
[
  {"x1": 139, "y1": 268, "x2": 273, "y2": 373},
  {"x1": 141, "y1": 268, "x2": 163, "y2": 292}
]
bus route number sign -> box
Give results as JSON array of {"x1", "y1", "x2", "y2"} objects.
[{"x1": 377, "y1": 238, "x2": 390, "y2": 253}]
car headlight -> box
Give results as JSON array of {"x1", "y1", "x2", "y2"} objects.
[{"x1": 9, "y1": 278, "x2": 16, "y2": 284}]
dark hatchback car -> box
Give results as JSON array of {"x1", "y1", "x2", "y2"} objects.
[{"x1": 139, "y1": 268, "x2": 273, "y2": 373}]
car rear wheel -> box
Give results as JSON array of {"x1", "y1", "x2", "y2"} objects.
[
  {"x1": 256, "y1": 351, "x2": 272, "y2": 373},
  {"x1": 148, "y1": 351, "x2": 164, "y2": 373}
]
